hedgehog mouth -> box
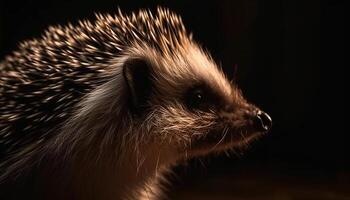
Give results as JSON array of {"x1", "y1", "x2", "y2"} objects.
[{"x1": 187, "y1": 128, "x2": 265, "y2": 156}]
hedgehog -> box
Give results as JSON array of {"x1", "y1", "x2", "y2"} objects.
[{"x1": 0, "y1": 7, "x2": 272, "y2": 200}]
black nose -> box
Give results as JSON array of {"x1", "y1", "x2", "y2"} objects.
[{"x1": 256, "y1": 110, "x2": 272, "y2": 132}]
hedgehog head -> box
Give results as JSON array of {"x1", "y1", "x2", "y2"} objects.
[{"x1": 109, "y1": 8, "x2": 272, "y2": 161}]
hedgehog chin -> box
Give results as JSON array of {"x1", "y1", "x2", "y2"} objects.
[{"x1": 185, "y1": 129, "x2": 264, "y2": 157}]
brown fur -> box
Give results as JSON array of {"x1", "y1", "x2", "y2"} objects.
[{"x1": 0, "y1": 7, "x2": 268, "y2": 200}]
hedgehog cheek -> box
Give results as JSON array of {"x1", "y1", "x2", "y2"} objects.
[{"x1": 123, "y1": 58, "x2": 153, "y2": 115}]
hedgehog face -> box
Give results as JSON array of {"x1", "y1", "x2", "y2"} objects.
[
  {"x1": 123, "y1": 43, "x2": 271, "y2": 158},
  {"x1": 182, "y1": 83, "x2": 272, "y2": 156}
]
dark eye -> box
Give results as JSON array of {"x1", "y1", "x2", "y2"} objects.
[{"x1": 186, "y1": 88, "x2": 207, "y2": 110}]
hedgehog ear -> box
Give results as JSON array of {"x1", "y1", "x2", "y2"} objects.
[{"x1": 123, "y1": 58, "x2": 152, "y2": 113}]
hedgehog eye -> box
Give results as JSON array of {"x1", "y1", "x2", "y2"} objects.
[{"x1": 186, "y1": 88, "x2": 207, "y2": 110}]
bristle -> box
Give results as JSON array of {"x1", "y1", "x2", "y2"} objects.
[{"x1": 0, "y1": 7, "x2": 191, "y2": 156}]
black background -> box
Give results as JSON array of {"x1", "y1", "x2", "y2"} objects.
[{"x1": 0, "y1": 0, "x2": 346, "y2": 199}]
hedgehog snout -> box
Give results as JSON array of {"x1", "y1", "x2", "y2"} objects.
[{"x1": 219, "y1": 107, "x2": 272, "y2": 132}]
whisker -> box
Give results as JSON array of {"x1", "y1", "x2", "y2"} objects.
[{"x1": 209, "y1": 126, "x2": 228, "y2": 152}]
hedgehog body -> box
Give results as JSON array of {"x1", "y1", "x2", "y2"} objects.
[{"x1": 0, "y1": 7, "x2": 271, "y2": 200}]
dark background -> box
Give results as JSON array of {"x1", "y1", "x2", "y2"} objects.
[{"x1": 0, "y1": 0, "x2": 346, "y2": 199}]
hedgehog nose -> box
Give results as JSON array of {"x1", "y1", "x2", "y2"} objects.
[{"x1": 255, "y1": 110, "x2": 272, "y2": 132}]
